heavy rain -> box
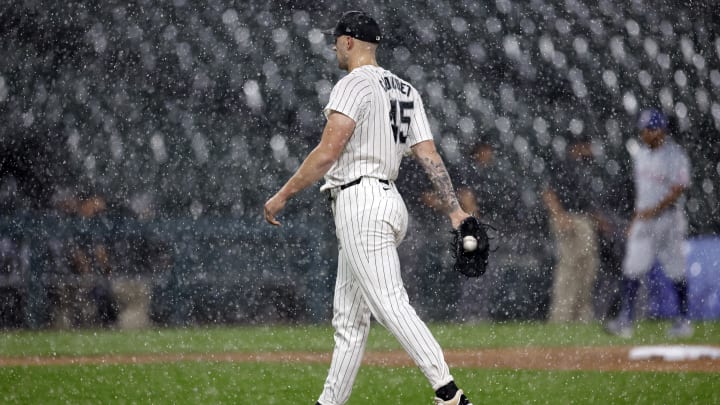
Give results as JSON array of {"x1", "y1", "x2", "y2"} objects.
[{"x1": 0, "y1": 0, "x2": 719, "y2": 403}]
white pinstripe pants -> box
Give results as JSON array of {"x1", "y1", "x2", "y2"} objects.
[{"x1": 318, "y1": 178, "x2": 453, "y2": 405}]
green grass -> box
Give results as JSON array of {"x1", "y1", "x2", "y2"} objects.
[
  {"x1": 1, "y1": 363, "x2": 717, "y2": 404},
  {"x1": 1, "y1": 321, "x2": 718, "y2": 357},
  {"x1": 0, "y1": 321, "x2": 719, "y2": 404},
  {"x1": 0, "y1": 324, "x2": 336, "y2": 357}
]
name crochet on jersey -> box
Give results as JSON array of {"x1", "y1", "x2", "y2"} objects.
[{"x1": 379, "y1": 76, "x2": 412, "y2": 96}]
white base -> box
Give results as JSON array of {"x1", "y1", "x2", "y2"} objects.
[{"x1": 629, "y1": 345, "x2": 720, "y2": 361}]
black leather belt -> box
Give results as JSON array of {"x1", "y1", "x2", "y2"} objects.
[{"x1": 340, "y1": 177, "x2": 390, "y2": 190}]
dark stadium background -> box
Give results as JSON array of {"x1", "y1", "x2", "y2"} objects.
[{"x1": 0, "y1": 0, "x2": 718, "y2": 328}]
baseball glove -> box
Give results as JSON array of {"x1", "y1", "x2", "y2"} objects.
[{"x1": 451, "y1": 216, "x2": 490, "y2": 277}]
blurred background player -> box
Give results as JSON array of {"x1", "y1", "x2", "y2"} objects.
[
  {"x1": 605, "y1": 108, "x2": 693, "y2": 338},
  {"x1": 540, "y1": 135, "x2": 599, "y2": 323},
  {"x1": 541, "y1": 191, "x2": 597, "y2": 323}
]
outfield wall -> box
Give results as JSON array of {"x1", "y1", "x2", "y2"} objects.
[{"x1": 0, "y1": 215, "x2": 718, "y2": 328}]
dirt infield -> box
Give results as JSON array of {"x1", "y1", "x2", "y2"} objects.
[{"x1": 1, "y1": 347, "x2": 719, "y2": 372}]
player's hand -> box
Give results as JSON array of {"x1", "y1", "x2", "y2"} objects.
[
  {"x1": 449, "y1": 208, "x2": 471, "y2": 230},
  {"x1": 263, "y1": 193, "x2": 287, "y2": 226},
  {"x1": 553, "y1": 211, "x2": 574, "y2": 233}
]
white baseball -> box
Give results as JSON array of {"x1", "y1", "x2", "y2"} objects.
[{"x1": 462, "y1": 235, "x2": 478, "y2": 252}]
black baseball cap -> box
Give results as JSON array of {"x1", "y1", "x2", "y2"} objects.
[{"x1": 324, "y1": 10, "x2": 382, "y2": 44}]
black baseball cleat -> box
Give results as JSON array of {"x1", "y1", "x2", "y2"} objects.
[{"x1": 433, "y1": 389, "x2": 472, "y2": 405}]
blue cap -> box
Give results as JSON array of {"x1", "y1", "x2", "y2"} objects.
[{"x1": 637, "y1": 108, "x2": 668, "y2": 130}]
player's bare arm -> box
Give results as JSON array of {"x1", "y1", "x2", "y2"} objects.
[
  {"x1": 541, "y1": 188, "x2": 574, "y2": 233},
  {"x1": 635, "y1": 184, "x2": 687, "y2": 220},
  {"x1": 264, "y1": 111, "x2": 355, "y2": 226},
  {"x1": 411, "y1": 140, "x2": 469, "y2": 229}
]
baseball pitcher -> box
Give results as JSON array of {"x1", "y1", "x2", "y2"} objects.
[{"x1": 264, "y1": 10, "x2": 476, "y2": 405}]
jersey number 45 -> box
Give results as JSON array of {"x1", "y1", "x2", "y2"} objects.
[{"x1": 389, "y1": 99, "x2": 414, "y2": 144}]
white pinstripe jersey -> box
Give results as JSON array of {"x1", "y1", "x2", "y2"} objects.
[{"x1": 320, "y1": 65, "x2": 433, "y2": 191}]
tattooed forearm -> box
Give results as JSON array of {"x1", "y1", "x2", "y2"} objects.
[{"x1": 418, "y1": 155, "x2": 461, "y2": 214}]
